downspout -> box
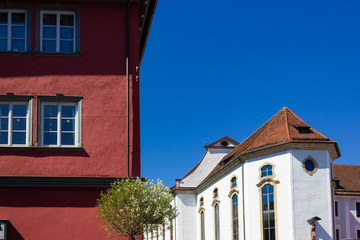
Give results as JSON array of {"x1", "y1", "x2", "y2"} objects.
[{"x1": 125, "y1": 0, "x2": 130, "y2": 177}]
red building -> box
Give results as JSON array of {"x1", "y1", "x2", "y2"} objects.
[{"x1": 0, "y1": 0, "x2": 156, "y2": 239}]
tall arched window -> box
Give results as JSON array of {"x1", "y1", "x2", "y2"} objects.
[
  {"x1": 262, "y1": 184, "x2": 275, "y2": 240},
  {"x1": 201, "y1": 211, "x2": 205, "y2": 240},
  {"x1": 215, "y1": 203, "x2": 220, "y2": 240},
  {"x1": 232, "y1": 194, "x2": 239, "y2": 240}
]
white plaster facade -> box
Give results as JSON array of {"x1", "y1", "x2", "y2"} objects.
[{"x1": 334, "y1": 196, "x2": 360, "y2": 239}]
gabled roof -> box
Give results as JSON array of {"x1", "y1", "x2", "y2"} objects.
[
  {"x1": 204, "y1": 136, "x2": 239, "y2": 150},
  {"x1": 334, "y1": 164, "x2": 360, "y2": 196},
  {"x1": 221, "y1": 107, "x2": 340, "y2": 164}
]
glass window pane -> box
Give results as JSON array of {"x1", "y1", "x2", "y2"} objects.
[
  {"x1": 0, "y1": 105, "x2": 9, "y2": 116},
  {"x1": 12, "y1": 13, "x2": 25, "y2": 23},
  {"x1": 0, "y1": 25, "x2": 7, "y2": 37},
  {"x1": 263, "y1": 229, "x2": 269, "y2": 240},
  {"x1": 60, "y1": 14, "x2": 74, "y2": 26},
  {"x1": 11, "y1": 39, "x2": 25, "y2": 52},
  {"x1": 60, "y1": 40, "x2": 73, "y2": 53},
  {"x1": 0, "y1": 118, "x2": 8, "y2": 130},
  {"x1": 44, "y1": 105, "x2": 58, "y2": 117},
  {"x1": 12, "y1": 132, "x2": 26, "y2": 144},
  {"x1": 0, "y1": 132, "x2": 8, "y2": 144},
  {"x1": 61, "y1": 119, "x2": 75, "y2": 131},
  {"x1": 61, "y1": 132, "x2": 75, "y2": 145},
  {"x1": 60, "y1": 27, "x2": 73, "y2": 39},
  {"x1": 61, "y1": 106, "x2": 76, "y2": 117},
  {"x1": 43, "y1": 40, "x2": 56, "y2": 52},
  {"x1": 13, "y1": 105, "x2": 27, "y2": 116},
  {"x1": 0, "y1": 12, "x2": 8, "y2": 23},
  {"x1": 0, "y1": 39, "x2": 7, "y2": 51},
  {"x1": 269, "y1": 213, "x2": 275, "y2": 227},
  {"x1": 43, "y1": 14, "x2": 56, "y2": 25},
  {"x1": 44, "y1": 132, "x2": 57, "y2": 145},
  {"x1": 270, "y1": 229, "x2": 276, "y2": 240},
  {"x1": 12, "y1": 118, "x2": 26, "y2": 130},
  {"x1": 269, "y1": 194, "x2": 274, "y2": 210},
  {"x1": 43, "y1": 26, "x2": 56, "y2": 39},
  {"x1": 44, "y1": 119, "x2": 57, "y2": 131}
]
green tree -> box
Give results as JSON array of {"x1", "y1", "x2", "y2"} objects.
[{"x1": 97, "y1": 178, "x2": 177, "y2": 240}]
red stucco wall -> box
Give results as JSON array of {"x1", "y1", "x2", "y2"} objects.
[{"x1": 0, "y1": 1, "x2": 141, "y2": 177}]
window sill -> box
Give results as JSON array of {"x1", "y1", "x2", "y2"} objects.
[
  {"x1": 34, "y1": 52, "x2": 81, "y2": 57},
  {"x1": 0, "y1": 146, "x2": 84, "y2": 151},
  {"x1": 0, "y1": 51, "x2": 32, "y2": 56}
]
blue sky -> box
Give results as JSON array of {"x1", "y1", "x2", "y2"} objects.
[{"x1": 140, "y1": 0, "x2": 360, "y2": 187}]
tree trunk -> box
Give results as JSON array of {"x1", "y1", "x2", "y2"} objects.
[{"x1": 129, "y1": 235, "x2": 135, "y2": 240}]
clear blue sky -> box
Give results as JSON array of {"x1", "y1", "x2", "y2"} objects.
[{"x1": 140, "y1": 0, "x2": 360, "y2": 187}]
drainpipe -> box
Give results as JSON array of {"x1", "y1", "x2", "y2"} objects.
[
  {"x1": 125, "y1": 0, "x2": 130, "y2": 177},
  {"x1": 241, "y1": 158, "x2": 246, "y2": 240}
]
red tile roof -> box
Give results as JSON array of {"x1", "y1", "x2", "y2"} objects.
[
  {"x1": 334, "y1": 164, "x2": 360, "y2": 196},
  {"x1": 220, "y1": 107, "x2": 340, "y2": 164}
]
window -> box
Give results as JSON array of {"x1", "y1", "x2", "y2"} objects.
[
  {"x1": 0, "y1": 9, "x2": 27, "y2": 52},
  {"x1": 231, "y1": 177, "x2": 237, "y2": 188},
  {"x1": 213, "y1": 188, "x2": 218, "y2": 199},
  {"x1": 40, "y1": 101, "x2": 80, "y2": 147},
  {"x1": 200, "y1": 197, "x2": 204, "y2": 207},
  {"x1": 214, "y1": 203, "x2": 220, "y2": 240},
  {"x1": 302, "y1": 157, "x2": 318, "y2": 175},
  {"x1": 335, "y1": 229, "x2": 339, "y2": 240},
  {"x1": 335, "y1": 201, "x2": 338, "y2": 217},
  {"x1": 200, "y1": 211, "x2": 205, "y2": 240},
  {"x1": 357, "y1": 230, "x2": 360, "y2": 239},
  {"x1": 40, "y1": 11, "x2": 76, "y2": 53},
  {"x1": 232, "y1": 194, "x2": 239, "y2": 240},
  {"x1": 0, "y1": 102, "x2": 30, "y2": 146},
  {"x1": 261, "y1": 165, "x2": 273, "y2": 177},
  {"x1": 356, "y1": 202, "x2": 360, "y2": 218},
  {"x1": 262, "y1": 184, "x2": 275, "y2": 240}
]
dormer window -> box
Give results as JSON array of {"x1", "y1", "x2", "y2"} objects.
[{"x1": 296, "y1": 126, "x2": 313, "y2": 134}]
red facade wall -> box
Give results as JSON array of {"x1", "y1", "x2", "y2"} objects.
[{"x1": 0, "y1": 1, "x2": 141, "y2": 177}]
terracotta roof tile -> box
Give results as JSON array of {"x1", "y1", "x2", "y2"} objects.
[{"x1": 334, "y1": 164, "x2": 360, "y2": 195}]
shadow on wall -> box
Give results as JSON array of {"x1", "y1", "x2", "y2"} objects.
[
  {"x1": 8, "y1": 221, "x2": 25, "y2": 240},
  {"x1": 316, "y1": 221, "x2": 332, "y2": 240}
]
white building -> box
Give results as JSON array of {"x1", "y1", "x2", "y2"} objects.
[{"x1": 164, "y1": 107, "x2": 343, "y2": 240}]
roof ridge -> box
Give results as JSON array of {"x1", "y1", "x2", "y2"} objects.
[{"x1": 284, "y1": 107, "x2": 291, "y2": 141}]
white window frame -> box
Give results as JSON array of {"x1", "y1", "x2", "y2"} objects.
[
  {"x1": 0, "y1": 9, "x2": 27, "y2": 52},
  {"x1": 0, "y1": 101, "x2": 31, "y2": 146},
  {"x1": 40, "y1": 102, "x2": 80, "y2": 147},
  {"x1": 40, "y1": 10, "x2": 76, "y2": 53}
]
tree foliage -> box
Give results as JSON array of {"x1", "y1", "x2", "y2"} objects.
[{"x1": 97, "y1": 178, "x2": 177, "y2": 240}]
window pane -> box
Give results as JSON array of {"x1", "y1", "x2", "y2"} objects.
[
  {"x1": 269, "y1": 212, "x2": 275, "y2": 227},
  {"x1": 0, "y1": 105, "x2": 9, "y2": 116},
  {"x1": 263, "y1": 229, "x2": 269, "y2": 240},
  {"x1": 0, "y1": 12, "x2": 7, "y2": 23},
  {"x1": 12, "y1": 132, "x2": 26, "y2": 144},
  {"x1": 263, "y1": 213, "x2": 269, "y2": 228},
  {"x1": 61, "y1": 119, "x2": 75, "y2": 131},
  {"x1": 60, "y1": 40, "x2": 73, "y2": 53},
  {"x1": 0, "y1": 118, "x2": 8, "y2": 130},
  {"x1": 60, "y1": 27, "x2": 73, "y2": 39},
  {"x1": 61, "y1": 106, "x2": 76, "y2": 117},
  {"x1": 13, "y1": 118, "x2": 26, "y2": 130},
  {"x1": 12, "y1": 13, "x2": 25, "y2": 23},
  {"x1": 44, "y1": 105, "x2": 58, "y2": 117},
  {"x1": 0, "y1": 132, "x2": 8, "y2": 144},
  {"x1": 11, "y1": 39, "x2": 25, "y2": 52},
  {"x1": 60, "y1": 14, "x2": 74, "y2": 26},
  {"x1": 44, "y1": 132, "x2": 57, "y2": 145},
  {"x1": 43, "y1": 14, "x2": 56, "y2": 25},
  {"x1": 44, "y1": 119, "x2": 57, "y2": 131},
  {"x1": 0, "y1": 25, "x2": 7, "y2": 37},
  {"x1": 43, "y1": 40, "x2": 56, "y2": 52},
  {"x1": 61, "y1": 132, "x2": 74, "y2": 145},
  {"x1": 0, "y1": 39, "x2": 7, "y2": 51},
  {"x1": 43, "y1": 27, "x2": 56, "y2": 39},
  {"x1": 13, "y1": 105, "x2": 27, "y2": 116},
  {"x1": 270, "y1": 229, "x2": 276, "y2": 240}
]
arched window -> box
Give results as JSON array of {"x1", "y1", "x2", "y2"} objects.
[
  {"x1": 213, "y1": 188, "x2": 219, "y2": 199},
  {"x1": 261, "y1": 165, "x2": 273, "y2": 177},
  {"x1": 201, "y1": 211, "x2": 205, "y2": 240},
  {"x1": 231, "y1": 177, "x2": 237, "y2": 188},
  {"x1": 262, "y1": 184, "x2": 275, "y2": 240},
  {"x1": 232, "y1": 194, "x2": 239, "y2": 240},
  {"x1": 214, "y1": 203, "x2": 220, "y2": 240}
]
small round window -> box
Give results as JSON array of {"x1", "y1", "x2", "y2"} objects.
[
  {"x1": 302, "y1": 157, "x2": 318, "y2": 175},
  {"x1": 304, "y1": 159, "x2": 315, "y2": 172}
]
